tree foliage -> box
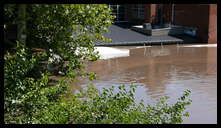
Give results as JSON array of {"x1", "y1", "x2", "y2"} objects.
[
  {"x1": 4, "y1": 4, "x2": 114, "y2": 76},
  {"x1": 4, "y1": 42, "x2": 192, "y2": 124},
  {"x1": 4, "y1": 4, "x2": 192, "y2": 124}
]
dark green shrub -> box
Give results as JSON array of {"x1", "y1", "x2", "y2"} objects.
[
  {"x1": 4, "y1": 4, "x2": 192, "y2": 124},
  {"x1": 4, "y1": 42, "x2": 69, "y2": 123},
  {"x1": 35, "y1": 84, "x2": 191, "y2": 124},
  {"x1": 4, "y1": 43, "x2": 192, "y2": 124}
]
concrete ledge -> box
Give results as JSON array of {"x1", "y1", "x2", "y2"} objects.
[
  {"x1": 131, "y1": 26, "x2": 152, "y2": 35},
  {"x1": 95, "y1": 47, "x2": 129, "y2": 59},
  {"x1": 95, "y1": 40, "x2": 183, "y2": 46},
  {"x1": 131, "y1": 25, "x2": 184, "y2": 36}
]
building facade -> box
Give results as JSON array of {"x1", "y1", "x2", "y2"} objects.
[{"x1": 109, "y1": 4, "x2": 217, "y2": 43}]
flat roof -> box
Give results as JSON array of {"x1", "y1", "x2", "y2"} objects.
[{"x1": 94, "y1": 24, "x2": 199, "y2": 46}]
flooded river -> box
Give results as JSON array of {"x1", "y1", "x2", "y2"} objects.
[{"x1": 71, "y1": 44, "x2": 217, "y2": 124}]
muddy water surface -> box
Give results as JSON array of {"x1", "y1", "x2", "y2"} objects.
[{"x1": 71, "y1": 44, "x2": 217, "y2": 124}]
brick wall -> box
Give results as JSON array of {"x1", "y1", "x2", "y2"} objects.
[
  {"x1": 208, "y1": 4, "x2": 217, "y2": 43},
  {"x1": 174, "y1": 4, "x2": 210, "y2": 42},
  {"x1": 124, "y1": 4, "x2": 216, "y2": 43},
  {"x1": 147, "y1": 4, "x2": 157, "y2": 23}
]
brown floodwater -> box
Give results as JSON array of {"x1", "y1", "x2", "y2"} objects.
[{"x1": 70, "y1": 44, "x2": 217, "y2": 124}]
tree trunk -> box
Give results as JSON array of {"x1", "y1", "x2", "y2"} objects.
[{"x1": 17, "y1": 4, "x2": 26, "y2": 45}]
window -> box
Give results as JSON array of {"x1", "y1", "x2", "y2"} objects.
[
  {"x1": 108, "y1": 4, "x2": 125, "y2": 21},
  {"x1": 133, "y1": 4, "x2": 145, "y2": 19}
]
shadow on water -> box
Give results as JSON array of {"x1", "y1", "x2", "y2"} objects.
[{"x1": 70, "y1": 44, "x2": 217, "y2": 124}]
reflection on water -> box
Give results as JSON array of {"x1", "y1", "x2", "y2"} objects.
[{"x1": 71, "y1": 44, "x2": 217, "y2": 124}]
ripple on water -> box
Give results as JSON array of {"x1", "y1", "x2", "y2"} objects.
[{"x1": 75, "y1": 45, "x2": 217, "y2": 124}]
